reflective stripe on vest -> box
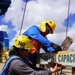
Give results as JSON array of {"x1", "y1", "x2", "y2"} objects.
[
  {"x1": 30, "y1": 39, "x2": 39, "y2": 54},
  {"x1": 0, "y1": 56, "x2": 21, "y2": 75}
]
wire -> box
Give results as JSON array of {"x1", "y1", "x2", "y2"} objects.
[
  {"x1": 66, "y1": 0, "x2": 70, "y2": 37},
  {"x1": 19, "y1": 2, "x2": 27, "y2": 35}
]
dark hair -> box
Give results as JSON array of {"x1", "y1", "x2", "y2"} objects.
[
  {"x1": 9, "y1": 46, "x2": 19, "y2": 56},
  {"x1": 9, "y1": 45, "x2": 25, "y2": 56}
]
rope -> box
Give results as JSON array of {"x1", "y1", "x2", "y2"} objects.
[
  {"x1": 19, "y1": 2, "x2": 27, "y2": 35},
  {"x1": 66, "y1": 0, "x2": 70, "y2": 37}
]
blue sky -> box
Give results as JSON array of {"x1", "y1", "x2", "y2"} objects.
[
  {"x1": 63, "y1": 13, "x2": 75, "y2": 27},
  {"x1": 0, "y1": 0, "x2": 75, "y2": 51}
]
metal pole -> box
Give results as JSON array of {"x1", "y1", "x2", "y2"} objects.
[
  {"x1": 19, "y1": 2, "x2": 27, "y2": 35},
  {"x1": 66, "y1": 0, "x2": 70, "y2": 37}
]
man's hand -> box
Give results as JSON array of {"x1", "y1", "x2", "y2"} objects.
[{"x1": 50, "y1": 63, "x2": 63, "y2": 73}]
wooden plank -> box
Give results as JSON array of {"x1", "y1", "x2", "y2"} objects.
[{"x1": 61, "y1": 36, "x2": 73, "y2": 50}]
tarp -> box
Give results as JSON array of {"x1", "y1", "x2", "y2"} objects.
[
  {"x1": 0, "y1": 31, "x2": 9, "y2": 48},
  {"x1": 0, "y1": 0, "x2": 11, "y2": 16},
  {"x1": 0, "y1": 31, "x2": 8, "y2": 41},
  {"x1": 24, "y1": 0, "x2": 36, "y2": 3}
]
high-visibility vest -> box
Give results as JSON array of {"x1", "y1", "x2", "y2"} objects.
[
  {"x1": 30, "y1": 39, "x2": 41, "y2": 54},
  {"x1": 0, "y1": 55, "x2": 22, "y2": 75}
]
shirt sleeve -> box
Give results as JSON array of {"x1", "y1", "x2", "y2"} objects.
[{"x1": 11, "y1": 60, "x2": 52, "y2": 75}]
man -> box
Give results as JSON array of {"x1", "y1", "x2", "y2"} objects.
[
  {"x1": 0, "y1": 43, "x2": 9, "y2": 63},
  {"x1": 23, "y1": 20, "x2": 62, "y2": 65},
  {"x1": 1, "y1": 35, "x2": 62, "y2": 75}
]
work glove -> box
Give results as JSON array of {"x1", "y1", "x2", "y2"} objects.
[{"x1": 51, "y1": 43, "x2": 62, "y2": 53}]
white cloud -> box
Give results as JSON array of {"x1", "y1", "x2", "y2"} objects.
[
  {"x1": 0, "y1": 25, "x2": 8, "y2": 32},
  {"x1": 2, "y1": 0, "x2": 75, "y2": 50}
]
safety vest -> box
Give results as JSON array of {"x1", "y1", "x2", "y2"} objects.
[
  {"x1": 30, "y1": 39, "x2": 42, "y2": 54},
  {"x1": 0, "y1": 55, "x2": 22, "y2": 75}
]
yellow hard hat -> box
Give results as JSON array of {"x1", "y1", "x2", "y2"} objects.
[
  {"x1": 14, "y1": 35, "x2": 32, "y2": 51},
  {"x1": 39, "y1": 20, "x2": 56, "y2": 34}
]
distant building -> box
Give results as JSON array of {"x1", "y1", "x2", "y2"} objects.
[{"x1": 0, "y1": 31, "x2": 9, "y2": 51}]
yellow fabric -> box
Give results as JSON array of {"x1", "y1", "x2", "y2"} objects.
[
  {"x1": 38, "y1": 20, "x2": 56, "y2": 33},
  {"x1": 38, "y1": 20, "x2": 46, "y2": 32},
  {"x1": 47, "y1": 20, "x2": 56, "y2": 33},
  {"x1": 2, "y1": 51, "x2": 9, "y2": 59},
  {"x1": 14, "y1": 35, "x2": 32, "y2": 51}
]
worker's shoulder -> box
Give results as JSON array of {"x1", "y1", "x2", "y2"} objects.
[
  {"x1": 30, "y1": 25, "x2": 38, "y2": 28},
  {"x1": 10, "y1": 59, "x2": 25, "y2": 67},
  {"x1": 8, "y1": 59, "x2": 26, "y2": 70},
  {"x1": 11, "y1": 58, "x2": 22, "y2": 63},
  {"x1": 29, "y1": 25, "x2": 39, "y2": 31}
]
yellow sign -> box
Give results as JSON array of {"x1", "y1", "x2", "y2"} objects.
[{"x1": 56, "y1": 50, "x2": 75, "y2": 67}]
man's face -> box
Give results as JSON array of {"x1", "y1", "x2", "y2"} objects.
[
  {"x1": 45, "y1": 24, "x2": 52, "y2": 35},
  {"x1": 20, "y1": 49, "x2": 30, "y2": 58}
]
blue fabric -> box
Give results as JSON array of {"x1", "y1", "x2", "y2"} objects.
[
  {"x1": 0, "y1": 31, "x2": 9, "y2": 49},
  {"x1": 23, "y1": 25, "x2": 54, "y2": 52},
  {"x1": 0, "y1": 0, "x2": 11, "y2": 16},
  {"x1": 0, "y1": 55, "x2": 22, "y2": 75},
  {"x1": 24, "y1": 0, "x2": 36, "y2": 3}
]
